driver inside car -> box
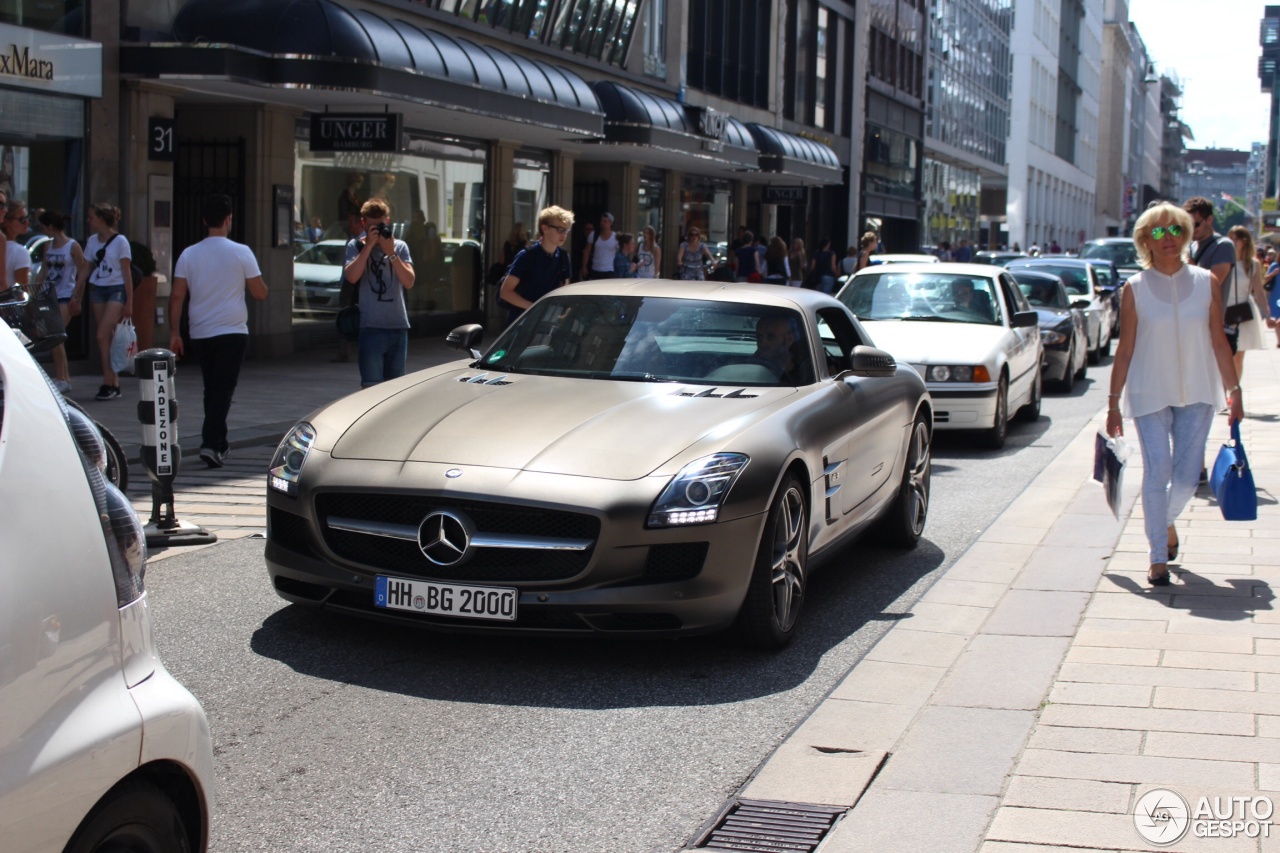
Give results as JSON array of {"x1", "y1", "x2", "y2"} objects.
[{"x1": 754, "y1": 314, "x2": 807, "y2": 384}]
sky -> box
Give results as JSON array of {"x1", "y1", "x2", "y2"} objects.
[{"x1": 1127, "y1": 0, "x2": 1271, "y2": 152}]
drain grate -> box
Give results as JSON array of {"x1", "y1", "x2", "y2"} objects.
[{"x1": 695, "y1": 798, "x2": 846, "y2": 852}]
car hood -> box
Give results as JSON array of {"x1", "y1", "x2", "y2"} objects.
[
  {"x1": 294, "y1": 262, "x2": 342, "y2": 284},
  {"x1": 1034, "y1": 307, "x2": 1073, "y2": 327},
  {"x1": 329, "y1": 369, "x2": 796, "y2": 479},
  {"x1": 861, "y1": 319, "x2": 1009, "y2": 365}
]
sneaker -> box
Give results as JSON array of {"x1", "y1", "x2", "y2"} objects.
[
  {"x1": 199, "y1": 447, "x2": 225, "y2": 468},
  {"x1": 95, "y1": 385, "x2": 121, "y2": 401},
  {"x1": 53, "y1": 379, "x2": 72, "y2": 394}
]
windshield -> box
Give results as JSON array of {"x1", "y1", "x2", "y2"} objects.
[
  {"x1": 296, "y1": 243, "x2": 346, "y2": 266},
  {"x1": 1080, "y1": 241, "x2": 1138, "y2": 267},
  {"x1": 1014, "y1": 276, "x2": 1066, "y2": 308},
  {"x1": 838, "y1": 271, "x2": 1001, "y2": 325},
  {"x1": 480, "y1": 295, "x2": 815, "y2": 386},
  {"x1": 1011, "y1": 263, "x2": 1090, "y2": 295}
]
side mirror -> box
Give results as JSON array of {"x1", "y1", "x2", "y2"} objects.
[
  {"x1": 845, "y1": 345, "x2": 898, "y2": 378},
  {"x1": 446, "y1": 323, "x2": 484, "y2": 360},
  {"x1": 1011, "y1": 310, "x2": 1039, "y2": 328},
  {"x1": 1070, "y1": 298, "x2": 1091, "y2": 310}
]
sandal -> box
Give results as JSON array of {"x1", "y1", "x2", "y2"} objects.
[
  {"x1": 1167, "y1": 526, "x2": 1179, "y2": 562},
  {"x1": 1148, "y1": 564, "x2": 1171, "y2": 586}
]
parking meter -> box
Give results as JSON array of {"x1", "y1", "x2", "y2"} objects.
[{"x1": 136, "y1": 349, "x2": 216, "y2": 547}]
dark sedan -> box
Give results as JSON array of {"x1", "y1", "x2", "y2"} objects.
[{"x1": 1009, "y1": 270, "x2": 1088, "y2": 391}]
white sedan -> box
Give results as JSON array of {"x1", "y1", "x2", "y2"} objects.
[{"x1": 836, "y1": 263, "x2": 1043, "y2": 448}]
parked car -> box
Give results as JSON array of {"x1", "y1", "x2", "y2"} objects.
[
  {"x1": 0, "y1": 316, "x2": 214, "y2": 853},
  {"x1": 972, "y1": 250, "x2": 1028, "y2": 266},
  {"x1": 292, "y1": 239, "x2": 348, "y2": 314},
  {"x1": 836, "y1": 263, "x2": 1043, "y2": 448},
  {"x1": 1079, "y1": 237, "x2": 1142, "y2": 284},
  {"x1": 1079, "y1": 257, "x2": 1122, "y2": 334},
  {"x1": 265, "y1": 281, "x2": 932, "y2": 649},
  {"x1": 1009, "y1": 269, "x2": 1088, "y2": 391},
  {"x1": 1005, "y1": 257, "x2": 1113, "y2": 364}
]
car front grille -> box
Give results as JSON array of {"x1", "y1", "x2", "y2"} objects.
[
  {"x1": 314, "y1": 492, "x2": 600, "y2": 582},
  {"x1": 269, "y1": 507, "x2": 316, "y2": 557}
]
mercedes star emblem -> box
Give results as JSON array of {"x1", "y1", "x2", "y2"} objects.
[{"x1": 417, "y1": 509, "x2": 475, "y2": 566}]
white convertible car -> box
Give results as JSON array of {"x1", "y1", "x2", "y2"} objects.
[{"x1": 836, "y1": 263, "x2": 1043, "y2": 448}]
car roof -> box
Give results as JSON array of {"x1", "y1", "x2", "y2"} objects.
[
  {"x1": 1009, "y1": 269, "x2": 1062, "y2": 282},
  {"x1": 1009, "y1": 256, "x2": 1092, "y2": 268},
  {"x1": 549, "y1": 277, "x2": 847, "y2": 311},
  {"x1": 1086, "y1": 237, "x2": 1132, "y2": 245},
  {"x1": 851, "y1": 262, "x2": 1002, "y2": 278}
]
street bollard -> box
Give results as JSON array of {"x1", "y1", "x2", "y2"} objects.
[{"x1": 136, "y1": 349, "x2": 217, "y2": 547}]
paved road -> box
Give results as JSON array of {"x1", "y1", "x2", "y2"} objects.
[{"x1": 139, "y1": 364, "x2": 1114, "y2": 852}]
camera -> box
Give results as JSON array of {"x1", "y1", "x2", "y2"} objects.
[{"x1": 375, "y1": 222, "x2": 392, "y2": 239}]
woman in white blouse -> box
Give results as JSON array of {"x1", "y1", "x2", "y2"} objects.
[
  {"x1": 1107, "y1": 202, "x2": 1242, "y2": 586},
  {"x1": 1225, "y1": 224, "x2": 1274, "y2": 387}
]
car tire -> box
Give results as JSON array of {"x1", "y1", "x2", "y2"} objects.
[
  {"x1": 734, "y1": 474, "x2": 807, "y2": 650},
  {"x1": 1058, "y1": 342, "x2": 1076, "y2": 392},
  {"x1": 63, "y1": 779, "x2": 192, "y2": 853},
  {"x1": 1074, "y1": 344, "x2": 1088, "y2": 381},
  {"x1": 1016, "y1": 370, "x2": 1041, "y2": 422},
  {"x1": 876, "y1": 414, "x2": 931, "y2": 548},
  {"x1": 982, "y1": 375, "x2": 1009, "y2": 449},
  {"x1": 1086, "y1": 331, "x2": 1101, "y2": 365}
]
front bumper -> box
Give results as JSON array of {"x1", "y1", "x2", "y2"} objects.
[
  {"x1": 264, "y1": 457, "x2": 769, "y2": 637},
  {"x1": 919, "y1": 384, "x2": 999, "y2": 429}
]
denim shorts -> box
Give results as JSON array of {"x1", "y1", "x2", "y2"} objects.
[{"x1": 89, "y1": 285, "x2": 127, "y2": 305}]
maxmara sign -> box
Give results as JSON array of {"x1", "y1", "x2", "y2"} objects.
[{"x1": 0, "y1": 23, "x2": 102, "y2": 99}]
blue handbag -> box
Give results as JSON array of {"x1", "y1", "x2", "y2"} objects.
[{"x1": 1210, "y1": 421, "x2": 1257, "y2": 521}]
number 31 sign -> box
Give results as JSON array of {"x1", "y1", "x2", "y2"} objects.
[{"x1": 148, "y1": 117, "x2": 175, "y2": 162}]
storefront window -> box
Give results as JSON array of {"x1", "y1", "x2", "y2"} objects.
[
  {"x1": 638, "y1": 170, "x2": 664, "y2": 246},
  {"x1": 680, "y1": 176, "x2": 731, "y2": 259},
  {"x1": 292, "y1": 132, "x2": 487, "y2": 325},
  {"x1": 0, "y1": 89, "x2": 83, "y2": 232},
  {"x1": 922, "y1": 158, "x2": 980, "y2": 249},
  {"x1": 513, "y1": 148, "x2": 551, "y2": 240}
]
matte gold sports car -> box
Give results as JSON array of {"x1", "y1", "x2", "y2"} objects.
[{"x1": 265, "y1": 280, "x2": 932, "y2": 648}]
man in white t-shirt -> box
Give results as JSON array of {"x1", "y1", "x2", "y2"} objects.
[
  {"x1": 168, "y1": 194, "x2": 268, "y2": 468},
  {"x1": 581, "y1": 212, "x2": 619, "y2": 280}
]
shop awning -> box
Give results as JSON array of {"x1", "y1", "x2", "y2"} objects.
[
  {"x1": 745, "y1": 123, "x2": 843, "y2": 185},
  {"x1": 120, "y1": 0, "x2": 604, "y2": 145},
  {"x1": 584, "y1": 81, "x2": 759, "y2": 174}
]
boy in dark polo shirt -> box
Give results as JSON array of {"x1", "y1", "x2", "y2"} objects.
[{"x1": 499, "y1": 205, "x2": 575, "y2": 326}]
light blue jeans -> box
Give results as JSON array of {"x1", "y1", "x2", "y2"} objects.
[{"x1": 1131, "y1": 403, "x2": 1215, "y2": 564}]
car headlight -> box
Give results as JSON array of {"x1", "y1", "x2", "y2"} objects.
[
  {"x1": 1042, "y1": 329, "x2": 1067, "y2": 345},
  {"x1": 925, "y1": 365, "x2": 988, "y2": 383},
  {"x1": 270, "y1": 422, "x2": 316, "y2": 496},
  {"x1": 647, "y1": 453, "x2": 749, "y2": 528}
]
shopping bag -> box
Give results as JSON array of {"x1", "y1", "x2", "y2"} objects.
[
  {"x1": 1093, "y1": 431, "x2": 1130, "y2": 518},
  {"x1": 110, "y1": 319, "x2": 138, "y2": 375},
  {"x1": 1210, "y1": 421, "x2": 1258, "y2": 521}
]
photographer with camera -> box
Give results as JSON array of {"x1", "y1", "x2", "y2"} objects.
[{"x1": 343, "y1": 199, "x2": 414, "y2": 387}]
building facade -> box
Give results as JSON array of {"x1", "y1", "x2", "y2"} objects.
[
  {"x1": 1005, "y1": 0, "x2": 1102, "y2": 252},
  {"x1": 1182, "y1": 148, "x2": 1250, "y2": 211},
  {"x1": 922, "y1": 0, "x2": 1012, "y2": 251},
  {"x1": 74, "y1": 0, "x2": 859, "y2": 360},
  {"x1": 1260, "y1": 5, "x2": 1280, "y2": 199}
]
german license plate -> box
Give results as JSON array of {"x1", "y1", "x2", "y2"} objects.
[{"x1": 374, "y1": 576, "x2": 517, "y2": 622}]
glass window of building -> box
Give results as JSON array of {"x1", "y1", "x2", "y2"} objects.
[
  {"x1": 642, "y1": 0, "x2": 666, "y2": 78},
  {"x1": 424, "y1": 0, "x2": 640, "y2": 68},
  {"x1": 865, "y1": 124, "x2": 919, "y2": 200},
  {"x1": 638, "y1": 170, "x2": 664, "y2": 245},
  {"x1": 680, "y1": 176, "x2": 732, "y2": 257},
  {"x1": 512, "y1": 147, "x2": 551, "y2": 248},
  {"x1": 1, "y1": 0, "x2": 84, "y2": 36},
  {"x1": 922, "y1": 158, "x2": 980, "y2": 248},
  {"x1": 785, "y1": 2, "x2": 840, "y2": 130},
  {"x1": 292, "y1": 132, "x2": 488, "y2": 325},
  {"x1": 686, "y1": 0, "x2": 770, "y2": 108}
]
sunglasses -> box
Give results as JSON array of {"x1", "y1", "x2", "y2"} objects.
[
  {"x1": 1150, "y1": 224, "x2": 1184, "y2": 240},
  {"x1": 6, "y1": 215, "x2": 27, "y2": 223}
]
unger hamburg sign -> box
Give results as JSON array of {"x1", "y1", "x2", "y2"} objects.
[{"x1": 309, "y1": 113, "x2": 403, "y2": 152}]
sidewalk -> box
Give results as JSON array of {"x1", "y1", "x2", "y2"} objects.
[{"x1": 714, "y1": 344, "x2": 1280, "y2": 853}]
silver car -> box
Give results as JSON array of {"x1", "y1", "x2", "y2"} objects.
[{"x1": 265, "y1": 281, "x2": 932, "y2": 649}]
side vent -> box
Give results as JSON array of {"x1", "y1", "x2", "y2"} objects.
[
  {"x1": 456, "y1": 373, "x2": 512, "y2": 386},
  {"x1": 671, "y1": 387, "x2": 759, "y2": 399}
]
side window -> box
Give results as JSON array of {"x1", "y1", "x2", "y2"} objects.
[
  {"x1": 1000, "y1": 274, "x2": 1027, "y2": 314},
  {"x1": 816, "y1": 307, "x2": 864, "y2": 374}
]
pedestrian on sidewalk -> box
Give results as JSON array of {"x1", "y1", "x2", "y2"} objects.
[
  {"x1": 343, "y1": 199, "x2": 415, "y2": 388},
  {"x1": 1226, "y1": 225, "x2": 1274, "y2": 387},
  {"x1": 168, "y1": 194, "x2": 268, "y2": 468},
  {"x1": 71, "y1": 203, "x2": 132, "y2": 401},
  {"x1": 2, "y1": 199, "x2": 30, "y2": 291},
  {"x1": 1106, "y1": 202, "x2": 1242, "y2": 587},
  {"x1": 1185, "y1": 196, "x2": 1239, "y2": 353},
  {"x1": 581, "y1": 212, "x2": 618, "y2": 281},
  {"x1": 498, "y1": 204, "x2": 573, "y2": 326},
  {"x1": 34, "y1": 210, "x2": 84, "y2": 393}
]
